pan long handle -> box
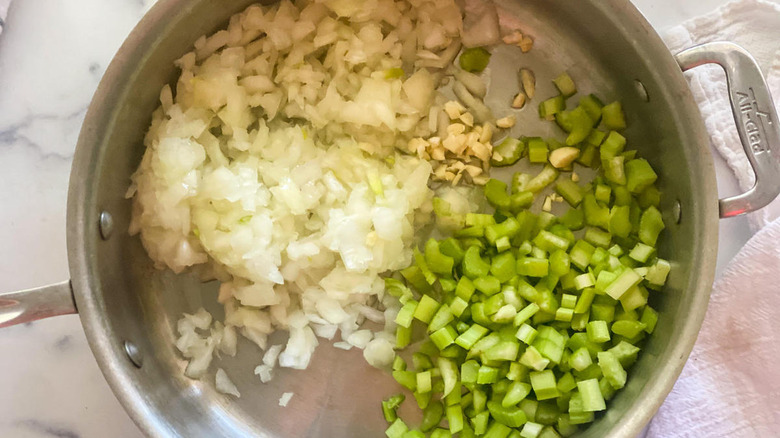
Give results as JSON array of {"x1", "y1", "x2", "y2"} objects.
[
  {"x1": 676, "y1": 41, "x2": 780, "y2": 218},
  {"x1": 0, "y1": 281, "x2": 77, "y2": 328}
]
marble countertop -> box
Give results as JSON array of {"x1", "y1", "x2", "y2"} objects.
[{"x1": 0, "y1": 0, "x2": 754, "y2": 437}]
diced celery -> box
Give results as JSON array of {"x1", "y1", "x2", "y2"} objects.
[
  {"x1": 577, "y1": 378, "x2": 606, "y2": 412},
  {"x1": 553, "y1": 72, "x2": 577, "y2": 97},
  {"x1": 597, "y1": 351, "x2": 627, "y2": 389},
  {"x1": 492, "y1": 137, "x2": 526, "y2": 167},
  {"x1": 386, "y1": 418, "x2": 410, "y2": 438},
  {"x1": 429, "y1": 304, "x2": 455, "y2": 332},
  {"x1": 625, "y1": 159, "x2": 658, "y2": 194},
  {"x1": 528, "y1": 138, "x2": 549, "y2": 163},
  {"x1": 530, "y1": 370, "x2": 559, "y2": 400},
  {"x1": 639, "y1": 206, "x2": 665, "y2": 246},
  {"x1": 420, "y1": 401, "x2": 444, "y2": 431},
  {"x1": 601, "y1": 101, "x2": 626, "y2": 130},
  {"x1": 604, "y1": 268, "x2": 642, "y2": 300},
  {"x1": 430, "y1": 326, "x2": 457, "y2": 349},
  {"x1": 460, "y1": 47, "x2": 491, "y2": 73},
  {"x1": 569, "y1": 347, "x2": 593, "y2": 371}
]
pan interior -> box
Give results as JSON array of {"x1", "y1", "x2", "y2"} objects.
[{"x1": 70, "y1": 0, "x2": 717, "y2": 436}]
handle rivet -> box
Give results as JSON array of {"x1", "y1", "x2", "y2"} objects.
[
  {"x1": 124, "y1": 341, "x2": 143, "y2": 368},
  {"x1": 672, "y1": 199, "x2": 682, "y2": 224},
  {"x1": 635, "y1": 80, "x2": 650, "y2": 102},
  {"x1": 99, "y1": 211, "x2": 114, "y2": 240}
]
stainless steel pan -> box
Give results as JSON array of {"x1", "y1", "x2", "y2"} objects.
[{"x1": 2, "y1": 0, "x2": 779, "y2": 436}]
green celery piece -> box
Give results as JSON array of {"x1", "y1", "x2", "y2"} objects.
[
  {"x1": 416, "y1": 370, "x2": 432, "y2": 393},
  {"x1": 565, "y1": 106, "x2": 593, "y2": 146},
  {"x1": 425, "y1": 239, "x2": 455, "y2": 275},
  {"x1": 574, "y1": 288, "x2": 596, "y2": 314},
  {"x1": 485, "y1": 179, "x2": 512, "y2": 210},
  {"x1": 472, "y1": 410, "x2": 490, "y2": 435},
  {"x1": 413, "y1": 352, "x2": 434, "y2": 370},
  {"x1": 491, "y1": 252, "x2": 517, "y2": 283},
  {"x1": 459, "y1": 47, "x2": 491, "y2": 72},
  {"x1": 503, "y1": 381, "x2": 533, "y2": 407},
  {"x1": 463, "y1": 246, "x2": 491, "y2": 279},
  {"x1": 530, "y1": 370, "x2": 560, "y2": 400},
  {"x1": 561, "y1": 294, "x2": 577, "y2": 309},
  {"x1": 600, "y1": 131, "x2": 626, "y2": 160},
  {"x1": 608, "y1": 341, "x2": 641, "y2": 368},
  {"x1": 573, "y1": 272, "x2": 595, "y2": 290},
  {"x1": 514, "y1": 302, "x2": 541, "y2": 326},
  {"x1": 486, "y1": 217, "x2": 521, "y2": 245},
  {"x1": 533, "y1": 338, "x2": 564, "y2": 364},
  {"x1": 609, "y1": 205, "x2": 632, "y2": 238},
  {"x1": 520, "y1": 345, "x2": 550, "y2": 371},
  {"x1": 638, "y1": 184, "x2": 662, "y2": 209},
  {"x1": 455, "y1": 324, "x2": 489, "y2": 350},
  {"x1": 397, "y1": 325, "x2": 412, "y2": 349},
  {"x1": 439, "y1": 238, "x2": 465, "y2": 265},
  {"x1": 492, "y1": 137, "x2": 526, "y2": 167},
  {"x1": 466, "y1": 213, "x2": 496, "y2": 227},
  {"x1": 533, "y1": 230, "x2": 571, "y2": 253},
  {"x1": 430, "y1": 325, "x2": 458, "y2": 349},
  {"x1": 484, "y1": 341, "x2": 521, "y2": 362},
  {"x1": 625, "y1": 158, "x2": 658, "y2": 193},
  {"x1": 477, "y1": 365, "x2": 500, "y2": 384},
  {"x1": 456, "y1": 276, "x2": 477, "y2": 301},
  {"x1": 395, "y1": 300, "x2": 418, "y2": 328},
  {"x1": 599, "y1": 377, "x2": 617, "y2": 401},
  {"x1": 539, "y1": 95, "x2": 566, "y2": 119},
  {"x1": 640, "y1": 306, "x2": 659, "y2": 334},
  {"x1": 420, "y1": 400, "x2": 444, "y2": 431},
  {"x1": 414, "y1": 248, "x2": 437, "y2": 285},
  {"x1": 597, "y1": 351, "x2": 627, "y2": 389},
  {"x1": 414, "y1": 390, "x2": 432, "y2": 410},
  {"x1": 612, "y1": 185, "x2": 632, "y2": 206},
  {"x1": 584, "y1": 227, "x2": 612, "y2": 248},
  {"x1": 488, "y1": 401, "x2": 529, "y2": 428},
  {"x1": 601, "y1": 101, "x2": 627, "y2": 130},
  {"x1": 474, "y1": 276, "x2": 502, "y2": 296},
  {"x1": 528, "y1": 138, "x2": 549, "y2": 163},
  {"x1": 582, "y1": 193, "x2": 610, "y2": 230},
  {"x1": 555, "y1": 180, "x2": 584, "y2": 207},
  {"x1": 513, "y1": 172, "x2": 532, "y2": 193},
  {"x1": 639, "y1": 206, "x2": 665, "y2": 246},
  {"x1": 555, "y1": 307, "x2": 574, "y2": 322},
  {"x1": 414, "y1": 295, "x2": 440, "y2": 323},
  {"x1": 553, "y1": 72, "x2": 577, "y2": 97},
  {"x1": 520, "y1": 421, "x2": 545, "y2": 438},
  {"x1": 611, "y1": 320, "x2": 646, "y2": 338},
  {"x1": 439, "y1": 277, "x2": 457, "y2": 293},
  {"x1": 549, "y1": 250, "x2": 571, "y2": 276},
  {"x1": 603, "y1": 155, "x2": 626, "y2": 185},
  {"x1": 393, "y1": 370, "x2": 417, "y2": 391},
  {"x1": 517, "y1": 257, "x2": 549, "y2": 277},
  {"x1": 525, "y1": 165, "x2": 559, "y2": 193},
  {"x1": 569, "y1": 346, "x2": 593, "y2": 371},
  {"x1": 382, "y1": 394, "x2": 405, "y2": 422},
  {"x1": 438, "y1": 356, "x2": 459, "y2": 397},
  {"x1": 455, "y1": 226, "x2": 485, "y2": 239},
  {"x1": 401, "y1": 266, "x2": 432, "y2": 293},
  {"x1": 447, "y1": 404, "x2": 464, "y2": 433},
  {"x1": 645, "y1": 258, "x2": 670, "y2": 286},
  {"x1": 461, "y1": 360, "x2": 480, "y2": 383},
  {"x1": 579, "y1": 94, "x2": 604, "y2": 123},
  {"x1": 594, "y1": 184, "x2": 612, "y2": 204},
  {"x1": 385, "y1": 418, "x2": 409, "y2": 438},
  {"x1": 560, "y1": 208, "x2": 585, "y2": 231},
  {"x1": 577, "y1": 143, "x2": 598, "y2": 168},
  {"x1": 577, "y1": 378, "x2": 606, "y2": 412},
  {"x1": 428, "y1": 304, "x2": 455, "y2": 332},
  {"x1": 590, "y1": 303, "x2": 615, "y2": 323},
  {"x1": 569, "y1": 240, "x2": 596, "y2": 270},
  {"x1": 430, "y1": 429, "x2": 453, "y2": 438},
  {"x1": 586, "y1": 320, "x2": 611, "y2": 343},
  {"x1": 393, "y1": 356, "x2": 407, "y2": 372},
  {"x1": 484, "y1": 421, "x2": 513, "y2": 438},
  {"x1": 604, "y1": 268, "x2": 641, "y2": 300},
  {"x1": 619, "y1": 284, "x2": 648, "y2": 312},
  {"x1": 556, "y1": 372, "x2": 577, "y2": 393}
]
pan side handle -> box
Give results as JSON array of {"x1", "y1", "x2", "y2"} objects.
[
  {"x1": 676, "y1": 41, "x2": 780, "y2": 218},
  {"x1": 0, "y1": 281, "x2": 77, "y2": 328}
]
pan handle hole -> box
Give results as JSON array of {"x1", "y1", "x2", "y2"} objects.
[
  {"x1": 635, "y1": 79, "x2": 650, "y2": 102},
  {"x1": 124, "y1": 341, "x2": 144, "y2": 368},
  {"x1": 672, "y1": 199, "x2": 682, "y2": 224}
]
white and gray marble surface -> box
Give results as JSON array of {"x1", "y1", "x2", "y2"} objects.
[{"x1": 0, "y1": 0, "x2": 755, "y2": 437}]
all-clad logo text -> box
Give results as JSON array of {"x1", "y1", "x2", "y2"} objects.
[{"x1": 736, "y1": 89, "x2": 772, "y2": 153}]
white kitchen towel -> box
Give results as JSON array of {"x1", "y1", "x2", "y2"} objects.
[
  {"x1": 663, "y1": 0, "x2": 780, "y2": 230},
  {"x1": 646, "y1": 216, "x2": 780, "y2": 437},
  {"x1": 0, "y1": 0, "x2": 10, "y2": 36}
]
